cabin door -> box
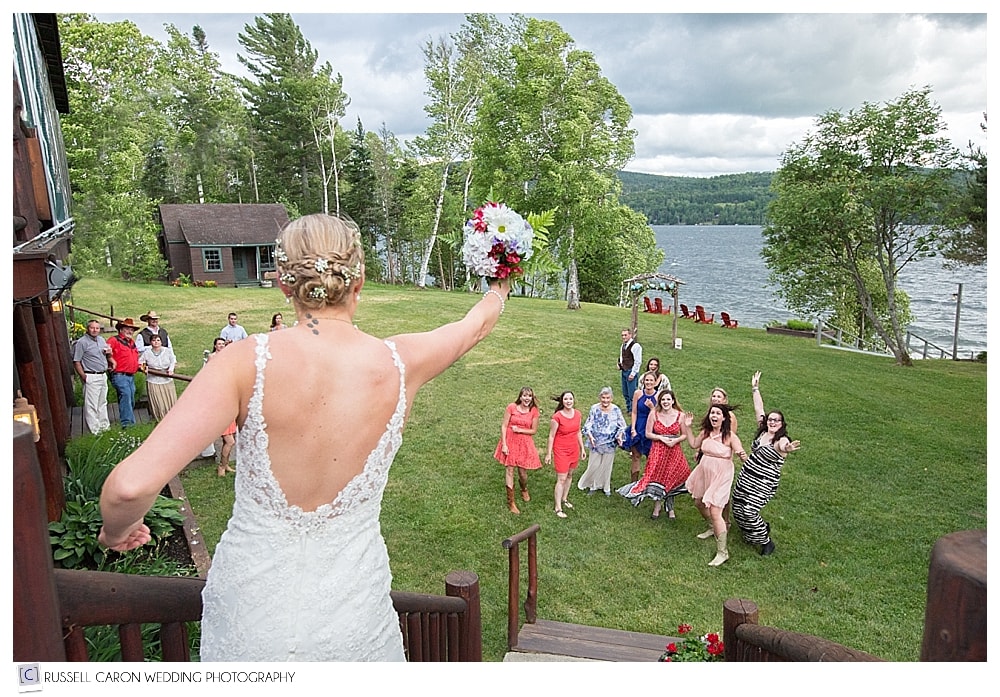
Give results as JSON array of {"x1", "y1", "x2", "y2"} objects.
[{"x1": 232, "y1": 248, "x2": 258, "y2": 284}]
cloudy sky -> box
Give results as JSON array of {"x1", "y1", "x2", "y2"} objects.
[{"x1": 91, "y1": 6, "x2": 988, "y2": 178}]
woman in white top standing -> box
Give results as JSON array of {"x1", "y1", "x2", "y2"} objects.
[
  {"x1": 138, "y1": 334, "x2": 177, "y2": 422},
  {"x1": 99, "y1": 212, "x2": 511, "y2": 661}
]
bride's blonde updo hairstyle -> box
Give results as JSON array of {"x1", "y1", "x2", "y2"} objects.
[{"x1": 275, "y1": 213, "x2": 365, "y2": 309}]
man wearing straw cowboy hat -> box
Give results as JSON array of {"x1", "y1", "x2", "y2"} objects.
[
  {"x1": 136, "y1": 310, "x2": 170, "y2": 355},
  {"x1": 108, "y1": 317, "x2": 141, "y2": 427}
]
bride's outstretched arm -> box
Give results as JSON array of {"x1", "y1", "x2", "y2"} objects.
[
  {"x1": 99, "y1": 341, "x2": 250, "y2": 550},
  {"x1": 390, "y1": 278, "x2": 510, "y2": 396}
]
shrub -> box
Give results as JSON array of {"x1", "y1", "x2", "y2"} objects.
[
  {"x1": 785, "y1": 319, "x2": 815, "y2": 331},
  {"x1": 49, "y1": 494, "x2": 107, "y2": 568},
  {"x1": 52, "y1": 426, "x2": 188, "y2": 570}
]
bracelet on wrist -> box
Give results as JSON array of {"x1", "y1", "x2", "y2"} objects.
[{"x1": 484, "y1": 289, "x2": 505, "y2": 315}]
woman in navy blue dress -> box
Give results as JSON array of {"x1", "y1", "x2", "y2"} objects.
[{"x1": 621, "y1": 372, "x2": 658, "y2": 483}]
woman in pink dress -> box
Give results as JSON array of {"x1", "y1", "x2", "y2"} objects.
[
  {"x1": 494, "y1": 386, "x2": 542, "y2": 514},
  {"x1": 682, "y1": 404, "x2": 747, "y2": 566},
  {"x1": 618, "y1": 389, "x2": 690, "y2": 520},
  {"x1": 545, "y1": 391, "x2": 586, "y2": 518}
]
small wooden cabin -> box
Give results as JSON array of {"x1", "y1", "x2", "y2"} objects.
[{"x1": 158, "y1": 203, "x2": 290, "y2": 287}]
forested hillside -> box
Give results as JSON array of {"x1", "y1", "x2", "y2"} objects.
[{"x1": 618, "y1": 171, "x2": 774, "y2": 225}]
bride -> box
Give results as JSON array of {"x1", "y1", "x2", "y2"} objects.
[{"x1": 99, "y1": 213, "x2": 510, "y2": 660}]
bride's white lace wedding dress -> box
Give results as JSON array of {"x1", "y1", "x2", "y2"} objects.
[{"x1": 200, "y1": 334, "x2": 407, "y2": 661}]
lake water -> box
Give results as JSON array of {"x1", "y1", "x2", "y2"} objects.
[{"x1": 651, "y1": 225, "x2": 987, "y2": 358}]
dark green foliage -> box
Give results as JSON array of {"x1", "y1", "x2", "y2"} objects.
[
  {"x1": 49, "y1": 495, "x2": 107, "y2": 568},
  {"x1": 619, "y1": 171, "x2": 774, "y2": 225},
  {"x1": 943, "y1": 136, "x2": 987, "y2": 266},
  {"x1": 52, "y1": 426, "x2": 188, "y2": 569}
]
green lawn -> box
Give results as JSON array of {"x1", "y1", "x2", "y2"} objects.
[{"x1": 70, "y1": 277, "x2": 987, "y2": 661}]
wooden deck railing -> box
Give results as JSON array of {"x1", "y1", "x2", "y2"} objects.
[
  {"x1": 722, "y1": 598, "x2": 883, "y2": 661},
  {"x1": 501, "y1": 524, "x2": 539, "y2": 650},
  {"x1": 14, "y1": 423, "x2": 482, "y2": 662}
]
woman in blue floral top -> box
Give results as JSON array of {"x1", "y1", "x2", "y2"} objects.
[{"x1": 578, "y1": 387, "x2": 627, "y2": 496}]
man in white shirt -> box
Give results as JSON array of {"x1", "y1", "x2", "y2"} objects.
[
  {"x1": 72, "y1": 319, "x2": 113, "y2": 433},
  {"x1": 618, "y1": 328, "x2": 642, "y2": 413},
  {"x1": 220, "y1": 312, "x2": 248, "y2": 344}
]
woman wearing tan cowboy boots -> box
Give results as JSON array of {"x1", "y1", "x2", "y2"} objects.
[{"x1": 494, "y1": 386, "x2": 542, "y2": 513}]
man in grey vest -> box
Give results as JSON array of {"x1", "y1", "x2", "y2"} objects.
[
  {"x1": 73, "y1": 319, "x2": 113, "y2": 433},
  {"x1": 136, "y1": 310, "x2": 170, "y2": 355},
  {"x1": 618, "y1": 328, "x2": 642, "y2": 414}
]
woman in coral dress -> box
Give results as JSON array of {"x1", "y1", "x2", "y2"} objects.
[
  {"x1": 545, "y1": 391, "x2": 586, "y2": 518},
  {"x1": 618, "y1": 389, "x2": 690, "y2": 520},
  {"x1": 682, "y1": 404, "x2": 747, "y2": 566},
  {"x1": 494, "y1": 386, "x2": 542, "y2": 514},
  {"x1": 209, "y1": 337, "x2": 238, "y2": 477}
]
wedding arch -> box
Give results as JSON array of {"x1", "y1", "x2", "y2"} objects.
[{"x1": 619, "y1": 272, "x2": 685, "y2": 346}]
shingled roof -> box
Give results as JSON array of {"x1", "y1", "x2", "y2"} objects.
[{"x1": 159, "y1": 203, "x2": 289, "y2": 246}]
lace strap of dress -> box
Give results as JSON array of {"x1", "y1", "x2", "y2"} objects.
[
  {"x1": 247, "y1": 334, "x2": 271, "y2": 431},
  {"x1": 383, "y1": 339, "x2": 406, "y2": 419}
]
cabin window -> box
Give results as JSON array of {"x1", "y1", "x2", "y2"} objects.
[{"x1": 202, "y1": 248, "x2": 223, "y2": 272}]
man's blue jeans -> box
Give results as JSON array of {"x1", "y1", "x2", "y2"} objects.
[
  {"x1": 621, "y1": 370, "x2": 638, "y2": 413},
  {"x1": 110, "y1": 372, "x2": 136, "y2": 426}
]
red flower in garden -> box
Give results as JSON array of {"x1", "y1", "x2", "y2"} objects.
[{"x1": 659, "y1": 624, "x2": 724, "y2": 662}]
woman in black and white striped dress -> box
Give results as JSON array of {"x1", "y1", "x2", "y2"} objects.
[{"x1": 731, "y1": 371, "x2": 800, "y2": 556}]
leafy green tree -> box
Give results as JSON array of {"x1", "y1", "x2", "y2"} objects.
[
  {"x1": 341, "y1": 120, "x2": 383, "y2": 277},
  {"x1": 412, "y1": 13, "x2": 523, "y2": 288},
  {"x1": 472, "y1": 18, "x2": 644, "y2": 308},
  {"x1": 943, "y1": 119, "x2": 987, "y2": 267},
  {"x1": 763, "y1": 87, "x2": 962, "y2": 366},
  {"x1": 367, "y1": 124, "x2": 410, "y2": 284},
  {"x1": 58, "y1": 13, "x2": 169, "y2": 280},
  {"x1": 160, "y1": 24, "x2": 251, "y2": 204},
  {"x1": 237, "y1": 13, "x2": 346, "y2": 213}
]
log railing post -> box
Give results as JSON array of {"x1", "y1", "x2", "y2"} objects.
[
  {"x1": 723, "y1": 598, "x2": 758, "y2": 663},
  {"x1": 920, "y1": 529, "x2": 986, "y2": 661},
  {"x1": 445, "y1": 570, "x2": 482, "y2": 661},
  {"x1": 13, "y1": 421, "x2": 67, "y2": 661}
]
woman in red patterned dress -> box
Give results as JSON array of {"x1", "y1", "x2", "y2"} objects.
[
  {"x1": 618, "y1": 389, "x2": 690, "y2": 520},
  {"x1": 494, "y1": 386, "x2": 542, "y2": 514}
]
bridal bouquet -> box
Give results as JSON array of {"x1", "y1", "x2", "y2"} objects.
[{"x1": 461, "y1": 202, "x2": 534, "y2": 279}]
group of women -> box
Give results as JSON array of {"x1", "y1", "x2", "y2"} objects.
[{"x1": 494, "y1": 366, "x2": 800, "y2": 566}]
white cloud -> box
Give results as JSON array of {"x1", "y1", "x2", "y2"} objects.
[{"x1": 91, "y1": 11, "x2": 987, "y2": 177}]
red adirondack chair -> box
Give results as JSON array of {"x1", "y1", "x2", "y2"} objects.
[
  {"x1": 643, "y1": 296, "x2": 655, "y2": 313},
  {"x1": 679, "y1": 304, "x2": 696, "y2": 319},
  {"x1": 721, "y1": 312, "x2": 739, "y2": 328},
  {"x1": 653, "y1": 297, "x2": 665, "y2": 314},
  {"x1": 694, "y1": 305, "x2": 715, "y2": 324}
]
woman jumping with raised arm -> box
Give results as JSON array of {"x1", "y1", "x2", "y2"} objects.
[{"x1": 731, "y1": 371, "x2": 800, "y2": 556}]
